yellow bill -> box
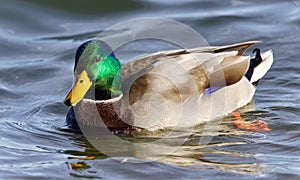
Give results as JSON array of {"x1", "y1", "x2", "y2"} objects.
[{"x1": 64, "y1": 70, "x2": 92, "y2": 106}]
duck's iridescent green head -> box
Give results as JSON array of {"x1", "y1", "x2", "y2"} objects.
[{"x1": 64, "y1": 40, "x2": 122, "y2": 106}]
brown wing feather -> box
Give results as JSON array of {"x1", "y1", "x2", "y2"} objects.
[
  {"x1": 212, "y1": 41, "x2": 260, "y2": 55},
  {"x1": 189, "y1": 41, "x2": 260, "y2": 55},
  {"x1": 206, "y1": 56, "x2": 250, "y2": 88}
]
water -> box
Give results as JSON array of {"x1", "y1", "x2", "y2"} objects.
[{"x1": 0, "y1": 0, "x2": 299, "y2": 179}]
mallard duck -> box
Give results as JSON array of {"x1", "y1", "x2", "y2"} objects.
[{"x1": 64, "y1": 40, "x2": 273, "y2": 131}]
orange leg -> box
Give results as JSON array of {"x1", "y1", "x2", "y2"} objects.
[{"x1": 233, "y1": 111, "x2": 271, "y2": 132}]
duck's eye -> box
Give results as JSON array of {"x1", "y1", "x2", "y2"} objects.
[
  {"x1": 95, "y1": 56, "x2": 101, "y2": 62},
  {"x1": 79, "y1": 79, "x2": 84, "y2": 83}
]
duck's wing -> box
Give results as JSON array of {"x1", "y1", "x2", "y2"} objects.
[
  {"x1": 121, "y1": 41, "x2": 257, "y2": 104},
  {"x1": 189, "y1": 54, "x2": 250, "y2": 92},
  {"x1": 123, "y1": 54, "x2": 250, "y2": 106}
]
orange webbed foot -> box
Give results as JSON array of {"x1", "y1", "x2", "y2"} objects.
[{"x1": 233, "y1": 111, "x2": 271, "y2": 132}]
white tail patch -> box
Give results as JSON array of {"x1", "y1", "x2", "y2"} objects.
[{"x1": 250, "y1": 50, "x2": 273, "y2": 83}]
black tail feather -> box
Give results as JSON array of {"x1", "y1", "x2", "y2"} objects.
[{"x1": 245, "y1": 48, "x2": 263, "y2": 81}]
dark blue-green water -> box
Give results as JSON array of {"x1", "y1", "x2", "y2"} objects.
[{"x1": 0, "y1": 0, "x2": 299, "y2": 179}]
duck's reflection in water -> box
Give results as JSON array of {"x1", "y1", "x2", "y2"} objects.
[{"x1": 64, "y1": 110, "x2": 268, "y2": 177}]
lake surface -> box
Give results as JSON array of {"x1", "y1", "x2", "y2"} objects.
[{"x1": 0, "y1": 0, "x2": 299, "y2": 179}]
